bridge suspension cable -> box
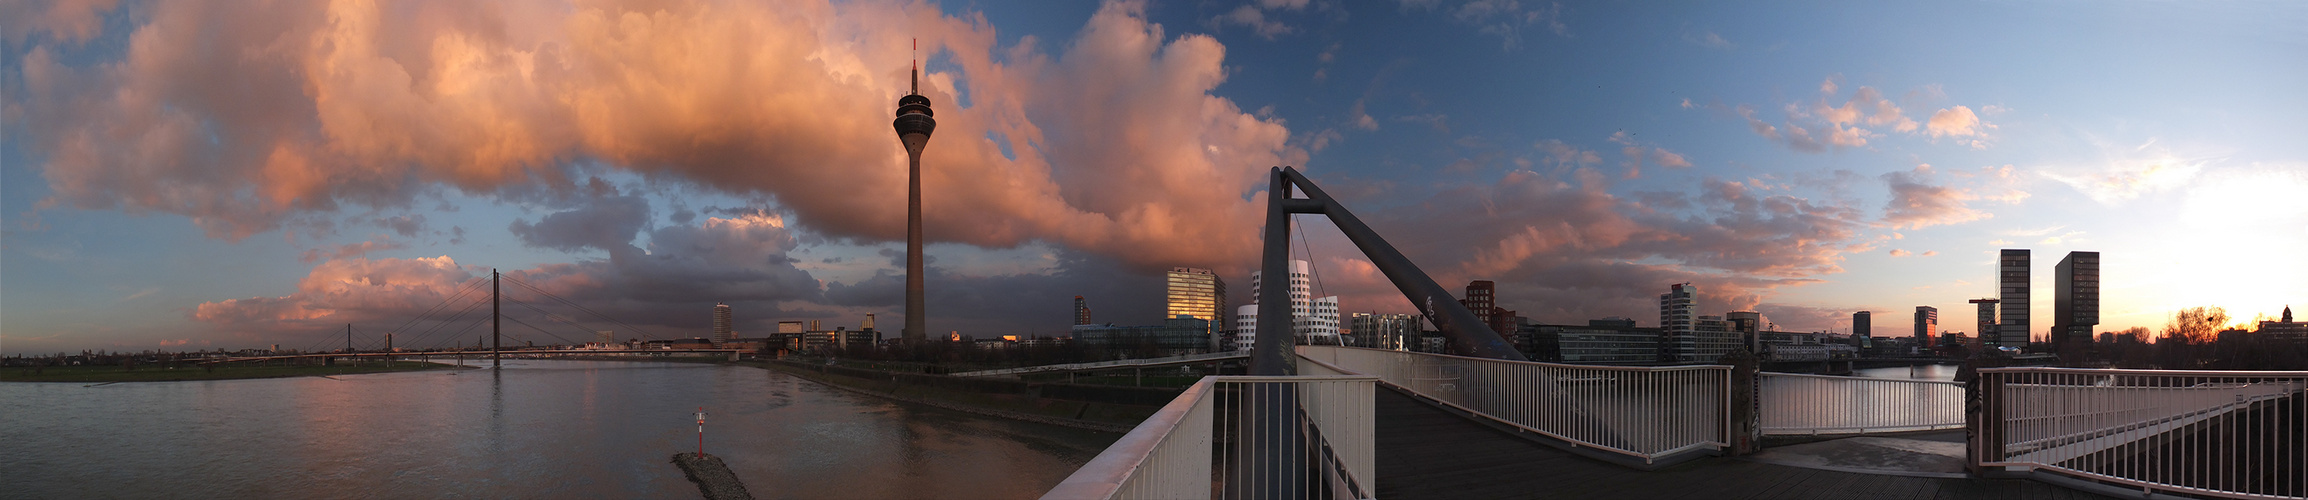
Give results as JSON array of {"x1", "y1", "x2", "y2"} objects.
[
  {"x1": 383, "y1": 288, "x2": 494, "y2": 351},
  {"x1": 497, "y1": 275, "x2": 664, "y2": 341},
  {"x1": 502, "y1": 295, "x2": 626, "y2": 345},
  {"x1": 499, "y1": 314, "x2": 582, "y2": 347}
]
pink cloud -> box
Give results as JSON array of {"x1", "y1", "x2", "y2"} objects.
[
  {"x1": 15, "y1": 0, "x2": 1300, "y2": 273},
  {"x1": 1880, "y1": 165, "x2": 1989, "y2": 229},
  {"x1": 194, "y1": 204, "x2": 825, "y2": 341},
  {"x1": 1709, "y1": 79, "x2": 1991, "y2": 153},
  {"x1": 1927, "y1": 105, "x2": 1989, "y2": 137},
  {"x1": 1283, "y1": 170, "x2": 1862, "y2": 324},
  {"x1": 299, "y1": 239, "x2": 410, "y2": 263}
]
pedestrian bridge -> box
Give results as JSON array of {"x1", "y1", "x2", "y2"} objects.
[{"x1": 1046, "y1": 346, "x2": 2308, "y2": 499}]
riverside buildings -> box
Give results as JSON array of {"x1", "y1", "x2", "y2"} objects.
[
  {"x1": 1726, "y1": 311, "x2": 1764, "y2": 350},
  {"x1": 1999, "y1": 249, "x2": 2031, "y2": 347},
  {"x1": 2053, "y1": 251, "x2": 2101, "y2": 353},
  {"x1": 1656, "y1": 283, "x2": 1738, "y2": 362},
  {"x1": 1232, "y1": 259, "x2": 1341, "y2": 350},
  {"x1": 1347, "y1": 313, "x2": 1422, "y2": 351},
  {"x1": 712, "y1": 303, "x2": 732, "y2": 346},
  {"x1": 1914, "y1": 306, "x2": 1937, "y2": 348},
  {"x1": 1165, "y1": 267, "x2": 1228, "y2": 351},
  {"x1": 1071, "y1": 317, "x2": 1214, "y2": 356},
  {"x1": 1852, "y1": 311, "x2": 1872, "y2": 349},
  {"x1": 1460, "y1": 280, "x2": 1522, "y2": 341},
  {"x1": 2262, "y1": 306, "x2": 2307, "y2": 344},
  {"x1": 1970, "y1": 298, "x2": 2000, "y2": 348},
  {"x1": 1073, "y1": 296, "x2": 1092, "y2": 326}
]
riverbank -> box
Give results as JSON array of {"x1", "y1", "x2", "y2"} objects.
[
  {"x1": 0, "y1": 361, "x2": 468, "y2": 383},
  {"x1": 754, "y1": 360, "x2": 1171, "y2": 433}
]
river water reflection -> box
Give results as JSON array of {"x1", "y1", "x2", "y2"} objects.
[
  {"x1": 0, "y1": 360, "x2": 1120, "y2": 499},
  {"x1": 1851, "y1": 363, "x2": 1960, "y2": 381}
]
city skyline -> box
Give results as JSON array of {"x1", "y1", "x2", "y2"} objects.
[{"x1": 6, "y1": 1, "x2": 2307, "y2": 353}]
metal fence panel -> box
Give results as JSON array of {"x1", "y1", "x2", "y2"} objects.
[
  {"x1": 1298, "y1": 345, "x2": 1727, "y2": 462},
  {"x1": 1976, "y1": 367, "x2": 2308, "y2": 499},
  {"x1": 1758, "y1": 372, "x2": 1964, "y2": 435},
  {"x1": 1046, "y1": 375, "x2": 1379, "y2": 500}
]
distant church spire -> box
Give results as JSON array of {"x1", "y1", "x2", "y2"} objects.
[{"x1": 2285, "y1": 305, "x2": 2294, "y2": 323}]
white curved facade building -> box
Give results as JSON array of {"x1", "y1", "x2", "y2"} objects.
[{"x1": 1232, "y1": 260, "x2": 1341, "y2": 351}]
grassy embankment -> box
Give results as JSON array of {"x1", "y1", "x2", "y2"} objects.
[
  {"x1": 1, "y1": 361, "x2": 467, "y2": 383},
  {"x1": 755, "y1": 360, "x2": 1175, "y2": 432}
]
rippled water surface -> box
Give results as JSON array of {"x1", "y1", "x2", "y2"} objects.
[{"x1": 0, "y1": 360, "x2": 1120, "y2": 499}]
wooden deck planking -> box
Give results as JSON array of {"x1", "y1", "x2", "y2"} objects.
[{"x1": 1370, "y1": 388, "x2": 2117, "y2": 500}]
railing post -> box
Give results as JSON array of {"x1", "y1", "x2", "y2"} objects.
[
  {"x1": 1959, "y1": 351, "x2": 2010, "y2": 476},
  {"x1": 1722, "y1": 347, "x2": 1762, "y2": 455}
]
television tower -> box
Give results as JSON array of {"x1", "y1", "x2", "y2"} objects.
[{"x1": 892, "y1": 41, "x2": 937, "y2": 344}]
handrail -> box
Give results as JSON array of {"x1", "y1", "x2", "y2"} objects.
[
  {"x1": 1981, "y1": 366, "x2": 2308, "y2": 377},
  {"x1": 1762, "y1": 371, "x2": 1962, "y2": 385},
  {"x1": 1042, "y1": 378, "x2": 1218, "y2": 500},
  {"x1": 1299, "y1": 345, "x2": 1728, "y2": 463},
  {"x1": 1758, "y1": 372, "x2": 1964, "y2": 435},
  {"x1": 951, "y1": 351, "x2": 1246, "y2": 377},
  {"x1": 1974, "y1": 368, "x2": 2308, "y2": 499},
  {"x1": 1044, "y1": 374, "x2": 1380, "y2": 500}
]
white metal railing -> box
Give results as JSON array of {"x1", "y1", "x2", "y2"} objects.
[
  {"x1": 1299, "y1": 345, "x2": 1727, "y2": 463},
  {"x1": 1043, "y1": 375, "x2": 1378, "y2": 500},
  {"x1": 1759, "y1": 372, "x2": 1964, "y2": 435},
  {"x1": 1976, "y1": 367, "x2": 2308, "y2": 499},
  {"x1": 949, "y1": 351, "x2": 1246, "y2": 377}
]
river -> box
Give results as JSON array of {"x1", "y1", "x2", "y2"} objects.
[
  {"x1": 1757, "y1": 363, "x2": 1966, "y2": 433},
  {"x1": 1851, "y1": 363, "x2": 1960, "y2": 381},
  {"x1": 0, "y1": 360, "x2": 1120, "y2": 499}
]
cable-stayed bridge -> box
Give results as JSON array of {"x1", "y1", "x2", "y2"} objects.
[{"x1": 210, "y1": 269, "x2": 736, "y2": 366}]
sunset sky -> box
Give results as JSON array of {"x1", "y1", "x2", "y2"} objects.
[{"x1": 4, "y1": 0, "x2": 2304, "y2": 353}]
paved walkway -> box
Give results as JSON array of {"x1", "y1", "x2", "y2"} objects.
[{"x1": 1372, "y1": 388, "x2": 2113, "y2": 499}]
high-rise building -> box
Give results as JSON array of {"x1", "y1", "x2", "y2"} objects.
[
  {"x1": 2053, "y1": 251, "x2": 2100, "y2": 353},
  {"x1": 1852, "y1": 311, "x2": 1872, "y2": 349},
  {"x1": 1726, "y1": 311, "x2": 1764, "y2": 351},
  {"x1": 1460, "y1": 280, "x2": 1519, "y2": 341},
  {"x1": 1166, "y1": 267, "x2": 1228, "y2": 350},
  {"x1": 1073, "y1": 296, "x2": 1092, "y2": 326},
  {"x1": 1970, "y1": 298, "x2": 2000, "y2": 349},
  {"x1": 1462, "y1": 280, "x2": 1495, "y2": 320},
  {"x1": 1656, "y1": 283, "x2": 1734, "y2": 362},
  {"x1": 893, "y1": 54, "x2": 939, "y2": 344},
  {"x1": 712, "y1": 304, "x2": 732, "y2": 346},
  {"x1": 1999, "y1": 249, "x2": 2031, "y2": 347},
  {"x1": 1914, "y1": 306, "x2": 1938, "y2": 348},
  {"x1": 1233, "y1": 260, "x2": 1340, "y2": 350}
]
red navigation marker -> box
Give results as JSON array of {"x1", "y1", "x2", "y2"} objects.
[{"x1": 695, "y1": 406, "x2": 706, "y2": 459}]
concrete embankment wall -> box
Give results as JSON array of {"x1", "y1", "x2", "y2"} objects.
[{"x1": 760, "y1": 360, "x2": 1177, "y2": 432}]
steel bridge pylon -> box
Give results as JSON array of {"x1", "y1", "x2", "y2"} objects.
[{"x1": 1248, "y1": 166, "x2": 1526, "y2": 376}]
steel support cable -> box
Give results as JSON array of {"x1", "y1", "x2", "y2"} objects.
[
  {"x1": 498, "y1": 275, "x2": 662, "y2": 340},
  {"x1": 383, "y1": 292, "x2": 489, "y2": 350},
  {"x1": 438, "y1": 314, "x2": 493, "y2": 350},
  {"x1": 347, "y1": 277, "x2": 489, "y2": 352},
  {"x1": 500, "y1": 314, "x2": 583, "y2": 347},
  {"x1": 386, "y1": 293, "x2": 494, "y2": 351},
  {"x1": 508, "y1": 298, "x2": 619, "y2": 345},
  {"x1": 501, "y1": 296, "x2": 604, "y2": 344},
  {"x1": 374, "y1": 277, "x2": 488, "y2": 342},
  {"x1": 1292, "y1": 214, "x2": 1344, "y2": 347},
  {"x1": 499, "y1": 276, "x2": 659, "y2": 340}
]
